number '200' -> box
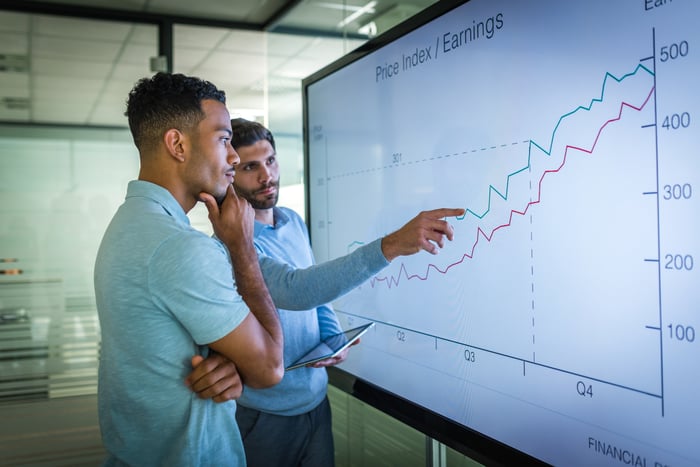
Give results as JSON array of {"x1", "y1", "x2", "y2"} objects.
[{"x1": 665, "y1": 254, "x2": 693, "y2": 270}]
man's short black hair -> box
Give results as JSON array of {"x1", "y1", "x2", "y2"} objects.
[{"x1": 125, "y1": 72, "x2": 226, "y2": 151}]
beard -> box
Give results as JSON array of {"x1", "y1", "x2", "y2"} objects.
[{"x1": 238, "y1": 179, "x2": 280, "y2": 210}]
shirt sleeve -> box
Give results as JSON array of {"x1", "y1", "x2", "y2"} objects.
[
  {"x1": 316, "y1": 303, "x2": 342, "y2": 339},
  {"x1": 258, "y1": 238, "x2": 389, "y2": 310},
  {"x1": 149, "y1": 231, "x2": 249, "y2": 345}
]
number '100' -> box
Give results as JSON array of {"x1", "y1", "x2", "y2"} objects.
[{"x1": 668, "y1": 324, "x2": 695, "y2": 343}]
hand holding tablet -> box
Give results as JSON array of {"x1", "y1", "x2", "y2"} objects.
[{"x1": 285, "y1": 322, "x2": 375, "y2": 371}]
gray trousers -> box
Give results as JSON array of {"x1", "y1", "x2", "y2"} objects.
[{"x1": 236, "y1": 396, "x2": 335, "y2": 467}]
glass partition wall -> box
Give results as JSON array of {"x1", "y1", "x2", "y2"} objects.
[{"x1": 0, "y1": 12, "x2": 156, "y2": 401}]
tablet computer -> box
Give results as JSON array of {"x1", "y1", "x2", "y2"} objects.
[{"x1": 285, "y1": 322, "x2": 375, "y2": 371}]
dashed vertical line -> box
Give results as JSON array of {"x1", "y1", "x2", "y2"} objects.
[{"x1": 530, "y1": 164, "x2": 536, "y2": 363}]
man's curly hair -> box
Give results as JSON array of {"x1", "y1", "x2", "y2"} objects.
[{"x1": 125, "y1": 72, "x2": 226, "y2": 152}]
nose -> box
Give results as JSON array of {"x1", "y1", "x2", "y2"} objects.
[
  {"x1": 227, "y1": 145, "x2": 240, "y2": 166},
  {"x1": 260, "y1": 164, "x2": 272, "y2": 182}
]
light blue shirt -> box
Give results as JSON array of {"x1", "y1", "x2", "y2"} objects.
[
  {"x1": 238, "y1": 207, "x2": 341, "y2": 416},
  {"x1": 95, "y1": 180, "x2": 248, "y2": 466},
  {"x1": 95, "y1": 181, "x2": 389, "y2": 465}
]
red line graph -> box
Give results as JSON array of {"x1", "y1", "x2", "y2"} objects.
[{"x1": 370, "y1": 86, "x2": 656, "y2": 289}]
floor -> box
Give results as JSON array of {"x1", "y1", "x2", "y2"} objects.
[
  {"x1": 0, "y1": 395, "x2": 105, "y2": 466},
  {"x1": 0, "y1": 391, "x2": 478, "y2": 467}
]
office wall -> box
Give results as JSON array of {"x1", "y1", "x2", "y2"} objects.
[{"x1": 0, "y1": 126, "x2": 135, "y2": 400}]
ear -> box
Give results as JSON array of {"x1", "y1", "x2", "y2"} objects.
[{"x1": 163, "y1": 128, "x2": 186, "y2": 162}]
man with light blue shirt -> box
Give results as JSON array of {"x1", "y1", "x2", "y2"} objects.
[
  {"x1": 95, "y1": 72, "x2": 286, "y2": 466},
  {"x1": 231, "y1": 118, "x2": 341, "y2": 467},
  {"x1": 95, "y1": 73, "x2": 461, "y2": 466}
]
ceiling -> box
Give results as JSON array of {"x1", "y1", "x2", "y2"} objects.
[{"x1": 0, "y1": 0, "x2": 437, "y2": 133}]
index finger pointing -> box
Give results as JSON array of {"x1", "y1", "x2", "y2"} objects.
[{"x1": 424, "y1": 208, "x2": 465, "y2": 219}]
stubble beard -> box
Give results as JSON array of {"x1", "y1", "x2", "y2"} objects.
[
  {"x1": 242, "y1": 179, "x2": 280, "y2": 210},
  {"x1": 249, "y1": 187, "x2": 279, "y2": 210}
]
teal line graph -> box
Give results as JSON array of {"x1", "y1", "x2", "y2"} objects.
[
  {"x1": 346, "y1": 63, "x2": 655, "y2": 256},
  {"x1": 458, "y1": 63, "x2": 655, "y2": 222}
]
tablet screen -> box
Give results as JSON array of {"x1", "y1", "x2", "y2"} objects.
[{"x1": 285, "y1": 322, "x2": 375, "y2": 371}]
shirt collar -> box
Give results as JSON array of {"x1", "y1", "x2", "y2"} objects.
[
  {"x1": 126, "y1": 180, "x2": 191, "y2": 226},
  {"x1": 253, "y1": 206, "x2": 289, "y2": 235}
]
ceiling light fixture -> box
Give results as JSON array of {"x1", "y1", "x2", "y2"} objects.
[{"x1": 336, "y1": 1, "x2": 377, "y2": 28}]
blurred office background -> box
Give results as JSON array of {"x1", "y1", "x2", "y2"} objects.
[{"x1": 0, "y1": 1, "x2": 481, "y2": 465}]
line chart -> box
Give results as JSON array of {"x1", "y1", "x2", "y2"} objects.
[{"x1": 366, "y1": 65, "x2": 655, "y2": 288}]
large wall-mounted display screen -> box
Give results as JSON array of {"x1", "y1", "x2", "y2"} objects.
[{"x1": 304, "y1": 1, "x2": 698, "y2": 465}]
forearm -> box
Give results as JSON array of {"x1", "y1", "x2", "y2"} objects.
[
  {"x1": 259, "y1": 238, "x2": 389, "y2": 310},
  {"x1": 229, "y1": 244, "x2": 283, "y2": 348}
]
